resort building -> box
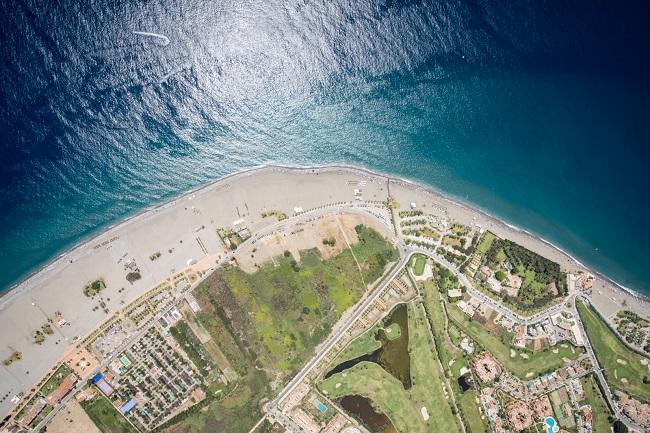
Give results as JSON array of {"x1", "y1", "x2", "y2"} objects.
[
  {"x1": 505, "y1": 401, "x2": 534, "y2": 431},
  {"x1": 472, "y1": 352, "x2": 502, "y2": 384}
]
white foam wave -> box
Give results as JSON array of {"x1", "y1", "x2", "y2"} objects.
[{"x1": 133, "y1": 31, "x2": 170, "y2": 46}]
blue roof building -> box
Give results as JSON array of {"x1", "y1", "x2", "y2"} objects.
[
  {"x1": 119, "y1": 399, "x2": 137, "y2": 414},
  {"x1": 91, "y1": 373, "x2": 104, "y2": 384}
]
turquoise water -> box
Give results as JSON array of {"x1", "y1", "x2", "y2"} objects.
[
  {"x1": 1, "y1": 1, "x2": 649, "y2": 294},
  {"x1": 545, "y1": 416, "x2": 558, "y2": 433}
]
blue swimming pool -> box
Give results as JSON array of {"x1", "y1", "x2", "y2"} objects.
[{"x1": 544, "y1": 416, "x2": 559, "y2": 433}]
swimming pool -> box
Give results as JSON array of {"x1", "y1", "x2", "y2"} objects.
[{"x1": 544, "y1": 416, "x2": 559, "y2": 433}]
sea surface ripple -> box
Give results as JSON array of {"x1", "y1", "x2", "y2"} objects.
[{"x1": 0, "y1": 0, "x2": 649, "y2": 294}]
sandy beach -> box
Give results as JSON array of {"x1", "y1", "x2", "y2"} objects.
[{"x1": 0, "y1": 164, "x2": 647, "y2": 419}]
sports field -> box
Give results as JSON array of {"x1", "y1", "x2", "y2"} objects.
[
  {"x1": 448, "y1": 303, "x2": 582, "y2": 379},
  {"x1": 319, "y1": 302, "x2": 461, "y2": 433},
  {"x1": 422, "y1": 280, "x2": 486, "y2": 433},
  {"x1": 577, "y1": 301, "x2": 650, "y2": 402},
  {"x1": 81, "y1": 396, "x2": 138, "y2": 433},
  {"x1": 411, "y1": 254, "x2": 426, "y2": 276},
  {"x1": 580, "y1": 375, "x2": 612, "y2": 433}
]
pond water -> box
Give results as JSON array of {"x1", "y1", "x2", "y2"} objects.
[
  {"x1": 324, "y1": 303, "x2": 411, "y2": 388},
  {"x1": 339, "y1": 395, "x2": 397, "y2": 433}
]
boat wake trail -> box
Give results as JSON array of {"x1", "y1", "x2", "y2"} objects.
[{"x1": 133, "y1": 31, "x2": 170, "y2": 46}]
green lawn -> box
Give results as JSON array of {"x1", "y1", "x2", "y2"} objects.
[
  {"x1": 577, "y1": 301, "x2": 650, "y2": 402},
  {"x1": 319, "y1": 362, "x2": 426, "y2": 433},
  {"x1": 411, "y1": 254, "x2": 426, "y2": 276},
  {"x1": 457, "y1": 391, "x2": 486, "y2": 433},
  {"x1": 332, "y1": 325, "x2": 382, "y2": 365},
  {"x1": 422, "y1": 281, "x2": 487, "y2": 433},
  {"x1": 81, "y1": 396, "x2": 138, "y2": 433},
  {"x1": 475, "y1": 232, "x2": 496, "y2": 255},
  {"x1": 581, "y1": 375, "x2": 612, "y2": 433},
  {"x1": 319, "y1": 303, "x2": 461, "y2": 433},
  {"x1": 448, "y1": 303, "x2": 582, "y2": 379},
  {"x1": 40, "y1": 364, "x2": 74, "y2": 396}
]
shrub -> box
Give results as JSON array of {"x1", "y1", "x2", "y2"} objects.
[{"x1": 126, "y1": 272, "x2": 142, "y2": 283}]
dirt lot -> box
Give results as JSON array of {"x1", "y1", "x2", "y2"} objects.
[
  {"x1": 236, "y1": 212, "x2": 390, "y2": 273},
  {"x1": 47, "y1": 399, "x2": 101, "y2": 433},
  {"x1": 64, "y1": 346, "x2": 100, "y2": 379}
]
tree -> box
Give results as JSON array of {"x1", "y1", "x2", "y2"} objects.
[
  {"x1": 612, "y1": 420, "x2": 628, "y2": 433},
  {"x1": 495, "y1": 270, "x2": 506, "y2": 282}
]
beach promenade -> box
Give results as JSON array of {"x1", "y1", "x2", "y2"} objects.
[{"x1": 0, "y1": 165, "x2": 647, "y2": 420}]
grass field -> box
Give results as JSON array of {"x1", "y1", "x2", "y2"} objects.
[
  {"x1": 169, "y1": 320, "x2": 215, "y2": 376},
  {"x1": 319, "y1": 362, "x2": 425, "y2": 432},
  {"x1": 422, "y1": 281, "x2": 461, "y2": 367},
  {"x1": 581, "y1": 375, "x2": 612, "y2": 433},
  {"x1": 329, "y1": 319, "x2": 400, "y2": 368},
  {"x1": 411, "y1": 254, "x2": 426, "y2": 276},
  {"x1": 81, "y1": 396, "x2": 138, "y2": 433},
  {"x1": 448, "y1": 303, "x2": 582, "y2": 379},
  {"x1": 40, "y1": 363, "x2": 74, "y2": 396},
  {"x1": 549, "y1": 388, "x2": 575, "y2": 428},
  {"x1": 332, "y1": 325, "x2": 382, "y2": 365},
  {"x1": 319, "y1": 302, "x2": 461, "y2": 433},
  {"x1": 408, "y1": 303, "x2": 461, "y2": 433},
  {"x1": 202, "y1": 225, "x2": 397, "y2": 375},
  {"x1": 384, "y1": 322, "x2": 402, "y2": 341},
  {"x1": 421, "y1": 281, "x2": 486, "y2": 433},
  {"x1": 457, "y1": 391, "x2": 486, "y2": 433},
  {"x1": 161, "y1": 226, "x2": 397, "y2": 433},
  {"x1": 475, "y1": 232, "x2": 496, "y2": 255},
  {"x1": 576, "y1": 301, "x2": 650, "y2": 402}
]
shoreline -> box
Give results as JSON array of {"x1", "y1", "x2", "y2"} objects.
[
  {"x1": 2, "y1": 163, "x2": 648, "y2": 308},
  {"x1": 0, "y1": 162, "x2": 647, "y2": 421}
]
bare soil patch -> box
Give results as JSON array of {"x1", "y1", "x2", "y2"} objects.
[
  {"x1": 48, "y1": 399, "x2": 101, "y2": 433},
  {"x1": 236, "y1": 212, "x2": 388, "y2": 272}
]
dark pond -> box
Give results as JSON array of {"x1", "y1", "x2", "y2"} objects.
[
  {"x1": 324, "y1": 303, "x2": 411, "y2": 389},
  {"x1": 339, "y1": 395, "x2": 397, "y2": 433},
  {"x1": 458, "y1": 372, "x2": 474, "y2": 392}
]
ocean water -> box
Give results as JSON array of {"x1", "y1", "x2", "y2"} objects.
[{"x1": 1, "y1": 0, "x2": 649, "y2": 294}]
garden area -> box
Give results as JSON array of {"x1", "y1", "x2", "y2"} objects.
[
  {"x1": 83, "y1": 279, "x2": 106, "y2": 297},
  {"x1": 475, "y1": 232, "x2": 567, "y2": 311}
]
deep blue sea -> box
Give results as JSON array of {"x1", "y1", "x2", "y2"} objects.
[{"x1": 1, "y1": 0, "x2": 649, "y2": 294}]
